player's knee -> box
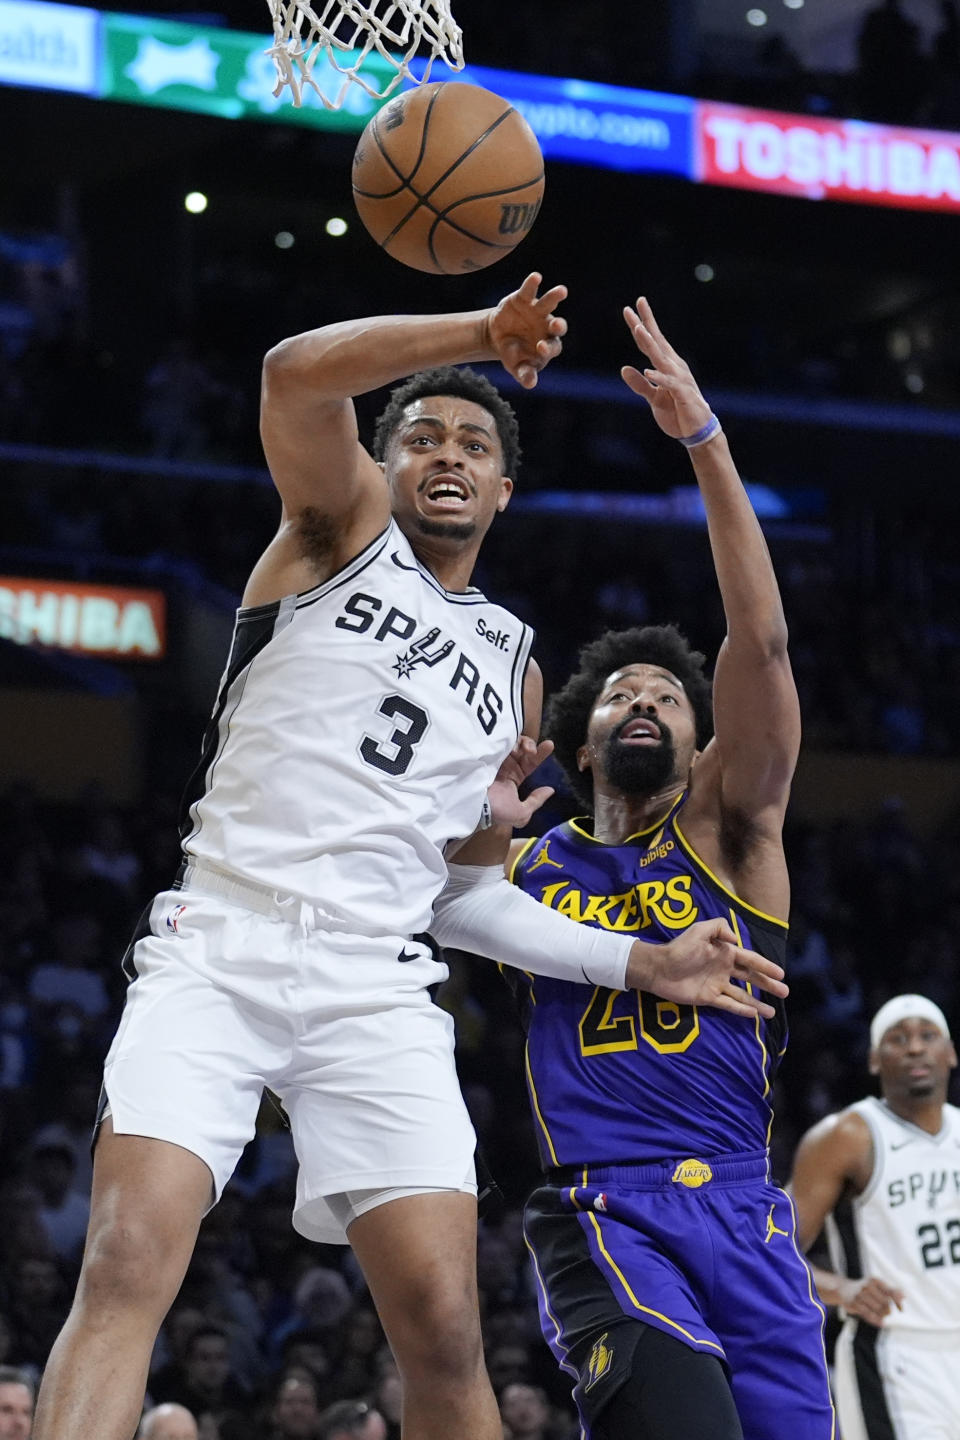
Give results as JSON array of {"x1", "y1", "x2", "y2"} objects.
[
  {"x1": 391, "y1": 1289, "x2": 485, "y2": 1387},
  {"x1": 77, "y1": 1213, "x2": 187, "y2": 1317}
]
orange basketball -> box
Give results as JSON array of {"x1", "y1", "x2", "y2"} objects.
[{"x1": 351, "y1": 81, "x2": 545, "y2": 275}]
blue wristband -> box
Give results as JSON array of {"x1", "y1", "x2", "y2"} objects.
[{"x1": 678, "y1": 413, "x2": 722, "y2": 449}]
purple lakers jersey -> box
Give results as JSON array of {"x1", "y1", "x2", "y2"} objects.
[{"x1": 508, "y1": 794, "x2": 788, "y2": 1169}]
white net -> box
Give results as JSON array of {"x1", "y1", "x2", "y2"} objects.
[{"x1": 267, "y1": 0, "x2": 465, "y2": 109}]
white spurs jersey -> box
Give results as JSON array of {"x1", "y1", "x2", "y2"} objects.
[
  {"x1": 180, "y1": 520, "x2": 534, "y2": 937},
  {"x1": 825, "y1": 1095, "x2": 960, "y2": 1333}
]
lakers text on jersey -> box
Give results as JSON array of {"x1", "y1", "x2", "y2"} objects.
[{"x1": 508, "y1": 797, "x2": 788, "y2": 1168}]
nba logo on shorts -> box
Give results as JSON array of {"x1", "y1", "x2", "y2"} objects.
[
  {"x1": 166, "y1": 903, "x2": 187, "y2": 934},
  {"x1": 594, "y1": 1193, "x2": 608, "y2": 1212}
]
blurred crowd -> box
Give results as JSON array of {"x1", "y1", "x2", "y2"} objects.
[
  {"x1": 0, "y1": 759, "x2": 958, "y2": 1436},
  {"x1": 5, "y1": 450, "x2": 960, "y2": 760}
]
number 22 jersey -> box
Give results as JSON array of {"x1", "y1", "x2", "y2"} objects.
[
  {"x1": 181, "y1": 520, "x2": 533, "y2": 937},
  {"x1": 508, "y1": 797, "x2": 789, "y2": 1169}
]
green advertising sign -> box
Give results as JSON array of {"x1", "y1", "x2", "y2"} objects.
[{"x1": 102, "y1": 11, "x2": 390, "y2": 130}]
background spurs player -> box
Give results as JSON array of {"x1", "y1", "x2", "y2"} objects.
[{"x1": 791, "y1": 994, "x2": 960, "y2": 1440}]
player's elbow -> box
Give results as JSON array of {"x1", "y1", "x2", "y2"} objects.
[{"x1": 262, "y1": 335, "x2": 307, "y2": 386}]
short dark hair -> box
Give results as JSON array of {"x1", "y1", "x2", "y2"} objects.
[
  {"x1": 372, "y1": 366, "x2": 520, "y2": 479},
  {"x1": 544, "y1": 624, "x2": 714, "y2": 812},
  {"x1": 0, "y1": 1367, "x2": 34, "y2": 1397}
]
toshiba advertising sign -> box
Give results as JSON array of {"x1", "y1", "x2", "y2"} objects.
[
  {"x1": 697, "y1": 102, "x2": 960, "y2": 212},
  {"x1": 0, "y1": 577, "x2": 167, "y2": 659}
]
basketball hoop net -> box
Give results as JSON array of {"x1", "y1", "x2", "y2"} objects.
[{"x1": 267, "y1": 0, "x2": 465, "y2": 109}]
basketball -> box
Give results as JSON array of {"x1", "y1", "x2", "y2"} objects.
[{"x1": 351, "y1": 81, "x2": 545, "y2": 275}]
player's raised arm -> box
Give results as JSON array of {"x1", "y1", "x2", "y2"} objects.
[
  {"x1": 621, "y1": 299, "x2": 800, "y2": 835},
  {"x1": 259, "y1": 273, "x2": 568, "y2": 520}
]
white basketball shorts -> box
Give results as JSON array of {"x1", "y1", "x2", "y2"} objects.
[
  {"x1": 101, "y1": 863, "x2": 477, "y2": 1244},
  {"x1": 833, "y1": 1320, "x2": 960, "y2": 1440}
]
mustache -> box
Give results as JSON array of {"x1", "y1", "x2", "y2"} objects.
[{"x1": 613, "y1": 714, "x2": 669, "y2": 744}]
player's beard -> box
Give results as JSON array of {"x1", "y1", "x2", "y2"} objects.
[
  {"x1": 415, "y1": 515, "x2": 478, "y2": 542},
  {"x1": 603, "y1": 717, "x2": 676, "y2": 795}
]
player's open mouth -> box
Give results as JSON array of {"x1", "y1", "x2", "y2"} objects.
[
  {"x1": 618, "y1": 718, "x2": 661, "y2": 744},
  {"x1": 423, "y1": 475, "x2": 471, "y2": 509}
]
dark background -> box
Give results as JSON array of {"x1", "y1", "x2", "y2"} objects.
[{"x1": 2, "y1": 2, "x2": 960, "y2": 1435}]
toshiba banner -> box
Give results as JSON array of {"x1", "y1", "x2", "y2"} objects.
[
  {"x1": 0, "y1": 577, "x2": 166, "y2": 659},
  {"x1": 697, "y1": 102, "x2": 960, "y2": 212}
]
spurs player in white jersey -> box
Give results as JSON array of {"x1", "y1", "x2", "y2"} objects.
[
  {"x1": 791, "y1": 994, "x2": 960, "y2": 1440},
  {"x1": 33, "y1": 274, "x2": 788, "y2": 1440}
]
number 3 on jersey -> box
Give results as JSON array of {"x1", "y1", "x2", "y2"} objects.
[{"x1": 360, "y1": 694, "x2": 429, "y2": 776}]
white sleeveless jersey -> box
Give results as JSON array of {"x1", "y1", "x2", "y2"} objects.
[
  {"x1": 825, "y1": 1095, "x2": 960, "y2": 1333},
  {"x1": 180, "y1": 521, "x2": 534, "y2": 937}
]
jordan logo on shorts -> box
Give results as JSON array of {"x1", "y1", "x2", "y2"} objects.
[
  {"x1": 166, "y1": 903, "x2": 187, "y2": 934},
  {"x1": 764, "y1": 1204, "x2": 790, "y2": 1243}
]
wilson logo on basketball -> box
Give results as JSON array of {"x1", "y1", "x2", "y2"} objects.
[
  {"x1": 382, "y1": 98, "x2": 405, "y2": 130},
  {"x1": 498, "y1": 200, "x2": 541, "y2": 235}
]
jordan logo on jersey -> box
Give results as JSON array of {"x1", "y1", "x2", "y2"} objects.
[
  {"x1": 528, "y1": 842, "x2": 564, "y2": 873},
  {"x1": 392, "y1": 627, "x2": 455, "y2": 678}
]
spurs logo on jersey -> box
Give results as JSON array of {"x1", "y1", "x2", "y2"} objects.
[
  {"x1": 335, "y1": 592, "x2": 505, "y2": 733},
  {"x1": 390, "y1": 627, "x2": 454, "y2": 679},
  {"x1": 826, "y1": 1096, "x2": 960, "y2": 1332},
  {"x1": 180, "y1": 521, "x2": 533, "y2": 938}
]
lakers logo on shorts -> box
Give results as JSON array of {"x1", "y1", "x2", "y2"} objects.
[
  {"x1": 585, "y1": 1332, "x2": 614, "y2": 1390},
  {"x1": 672, "y1": 1159, "x2": 713, "y2": 1188}
]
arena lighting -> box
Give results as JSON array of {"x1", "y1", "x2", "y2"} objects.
[
  {"x1": 783, "y1": 0, "x2": 804, "y2": 8},
  {"x1": 274, "y1": 230, "x2": 295, "y2": 248},
  {"x1": 746, "y1": 9, "x2": 768, "y2": 26},
  {"x1": 184, "y1": 190, "x2": 208, "y2": 213},
  {"x1": 694, "y1": 263, "x2": 715, "y2": 282},
  {"x1": 325, "y1": 217, "x2": 348, "y2": 236},
  {"x1": 0, "y1": 577, "x2": 167, "y2": 659},
  {"x1": 8, "y1": 2, "x2": 960, "y2": 211}
]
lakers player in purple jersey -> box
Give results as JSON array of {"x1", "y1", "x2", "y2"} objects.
[{"x1": 491, "y1": 299, "x2": 833, "y2": 1439}]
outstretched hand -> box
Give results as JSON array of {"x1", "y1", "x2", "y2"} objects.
[
  {"x1": 487, "y1": 272, "x2": 568, "y2": 390},
  {"x1": 625, "y1": 916, "x2": 789, "y2": 1018},
  {"x1": 486, "y1": 735, "x2": 555, "y2": 828},
  {"x1": 621, "y1": 297, "x2": 714, "y2": 441}
]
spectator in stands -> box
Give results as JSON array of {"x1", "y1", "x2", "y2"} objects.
[
  {"x1": 2, "y1": 1257, "x2": 69, "y2": 1373},
  {"x1": 371, "y1": 1365, "x2": 400, "y2": 1440},
  {"x1": 27, "y1": 914, "x2": 109, "y2": 1023},
  {"x1": 150, "y1": 1325, "x2": 250, "y2": 1429},
  {"x1": 27, "y1": 1137, "x2": 90, "y2": 1263},
  {"x1": 499, "y1": 1383, "x2": 553, "y2": 1440},
  {"x1": 0, "y1": 1366, "x2": 34, "y2": 1440},
  {"x1": 139, "y1": 1403, "x2": 199, "y2": 1440},
  {"x1": 316, "y1": 1400, "x2": 385, "y2": 1440},
  {"x1": 266, "y1": 1375, "x2": 322, "y2": 1440}
]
